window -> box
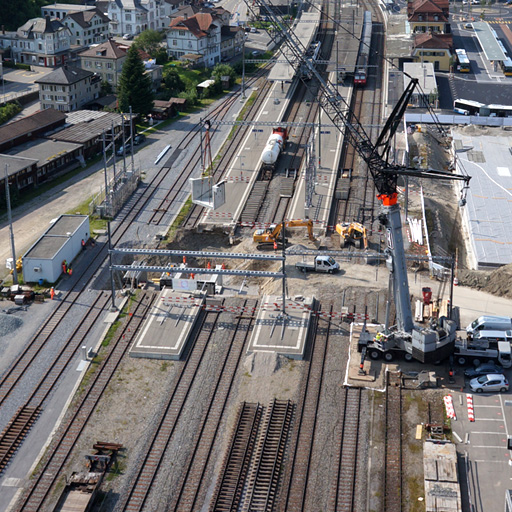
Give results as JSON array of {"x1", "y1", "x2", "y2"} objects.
[
  {"x1": 173, "y1": 40, "x2": 177, "y2": 46},
  {"x1": 126, "y1": 13, "x2": 132, "y2": 21},
  {"x1": 107, "y1": 62, "x2": 113, "y2": 69},
  {"x1": 56, "y1": 95, "x2": 65, "y2": 102},
  {"x1": 107, "y1": 73, "x2": 113, "y2": 81}
]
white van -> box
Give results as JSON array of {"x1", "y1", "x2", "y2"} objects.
[{"x1": 466, "y1": 316, "x2": 512, "y2": 337}]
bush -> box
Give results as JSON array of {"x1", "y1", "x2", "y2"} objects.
[
  {"x1": 211, "y1": 63, "x2": 236, "y2": 83},
  {"x1": 0, "y1": 102, "x2": 22, "y2": 125},
  {"x1": 178, "y1": 88, "x2": 198, "y2": 106}
]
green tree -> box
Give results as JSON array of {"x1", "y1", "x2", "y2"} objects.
[
  {"x1": 211, "y1": 63, "x2": 236, "y2": 84},
  {"x1": 118, "y1": 45, "x2": 154, "y2": 116},
  {"x1": 134, "y1": 29, "x2": 163, "y2": 57},
  {"x1": 101, "y1": 80, "x2": 113, "y2": 96},
  {"x1": 162, "y1": 68, "x2": 185, "y2": 96}
]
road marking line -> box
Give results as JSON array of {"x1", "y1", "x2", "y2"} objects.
[
  {"x1": 471, "y1": 445, "x2": 507, "y2": 449},
  {"x1": 473, "y1": 418, "x2": 504, "y2": 421},
  {"x1": 470, "y1": 431, "x2": 504, "y2": 435}
]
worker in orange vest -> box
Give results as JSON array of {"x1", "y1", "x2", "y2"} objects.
[{"x1": 50, "y1": 287, "x2": 55, "y2": 300}]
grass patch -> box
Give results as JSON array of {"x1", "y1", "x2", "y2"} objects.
[
  {"x1": 160, "y1": 361, "x2": 171, "y2": 371},
  {"x1": 102, "y1": 320, "x2": 121, "y2": 348},
  {"x1": 227, "y1": 91, "x2": 257, "y2": 141},
  {"x1": 105, "y1": 455, "x2": 127, "y2": 481},
  {"x1": 165, "y1": 196, "x2": 193, "y2": 242},
  {"x1": 66, "y1": 196, "x2": 107, "y2": 233},
  {"x1": 406, "y1": 475, "x2": 426, "y2": 512}
]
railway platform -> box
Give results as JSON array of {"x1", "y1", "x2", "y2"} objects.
[
  {"x1": 198, "y1": 79, "x2": 297, "y2": 229},
  {"x1": 246, "y1": 295, "x2": 314, "y2": 359},
  {"x1": 288, "y1": 82, "x2": 353, "y2": 231},
  {"x1": 129, "y1": 288, "x2": 204, "y2": 360}
]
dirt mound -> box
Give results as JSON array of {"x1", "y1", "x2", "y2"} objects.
[{"x1": 458, "y1": 263, "x2": 512, "y2": 299}]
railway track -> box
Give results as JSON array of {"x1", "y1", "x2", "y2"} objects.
[
  {"x1": 243, "y1": 399, "x2": 294, "y2": 511},
  {"x1": 384, "y1": 371, "x2": 403, "y2": 512},
  {"x1": 150, "y1": 70, "x2": 273, "y2": 227},
  {"x1": 168, "y1": 299, "x2": 258, "y2": 511},
  {"x1": 13, "y1": 292, "x2": 154, "y2": 511},
  {"x1": 331, "y1": 387, "x2": 363, "y2": 511},
  {"x1": 0, "y1": 74, "x2": 272, "y2": 475},
  {"x1": 210, "y1": 402, "x2": 264, "y2": 512},
  {"x1": 280, "y1": 302, "x2": 332, "y2": 511}
]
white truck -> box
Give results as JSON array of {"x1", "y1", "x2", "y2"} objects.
[
  {"x1": 295, "y1": 256, "x2": 340, "y2": 274},
  {"x1": 453, "y1": 339, "x2": 512, "y2": 368}
]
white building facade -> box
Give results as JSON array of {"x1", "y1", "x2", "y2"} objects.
[{"x1": 167, "y1": 13, "x2": 222, "y2": 67}]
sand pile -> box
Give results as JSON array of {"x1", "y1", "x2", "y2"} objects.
[{"x1": 458, "y1": 263, "x2": 512, "y2": 299}]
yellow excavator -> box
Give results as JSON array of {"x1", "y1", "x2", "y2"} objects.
[
  {"x1": 336, "y1": 222, "x2": 368, "y2": 249},
  {"x1": 9, "y1": 257, "x2": 22, "y2": 275},
  {"x1": 253, "y1": 219, "x2": 317, "y2": 249}
]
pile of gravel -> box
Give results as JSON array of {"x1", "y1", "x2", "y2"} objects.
[{"x1": 0, "y1": 313, "x2": 23, "y2": 338}]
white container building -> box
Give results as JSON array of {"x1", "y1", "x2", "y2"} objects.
[{"x1": 22, "y1": 214, "x2": 90, "y2": 284}]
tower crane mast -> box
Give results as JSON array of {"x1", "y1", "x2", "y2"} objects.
[{"x1": 238, "y1": 0, "x2": 472, "y2": 363}]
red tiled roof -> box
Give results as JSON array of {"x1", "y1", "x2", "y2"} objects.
[
  {"x1": 169, "y1": 12, "x2": 216, "y2": 38},
  {"x1": 408, "y1": 0, "x2": 448, "y2": 17},
  {"x1": 414, "y1": 33, "x2": 453, "y2": 49}
]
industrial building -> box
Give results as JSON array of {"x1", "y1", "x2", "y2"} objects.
[{"x1": 22, "y1": 214, "x2": 90, "y2": 283}]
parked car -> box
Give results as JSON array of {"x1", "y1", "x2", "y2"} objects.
[
  {"x1": 250, "y1": 27, "x2": 257, "y2": 33},
  {"x1": 122, "y1": 33, "x2": 133, "y2": 40},
  {"x1": 133, "y1": 134, "x2": 146, "y2": 145},
  {"x1": 469, "y1": 374, "x2": 509, "y2": 393},
  {"x1": 465, "y1": 362, "x2": 504, "y2": 378},
  {"x1": 116, "y1": 143, "x2": 132, "y2": 156},
  {"x1": 251, "y1": 50, "x2": 261, "y2": 57},
  {"x1": 464, "y1": 23, "x2": 473, "y2": 29}
]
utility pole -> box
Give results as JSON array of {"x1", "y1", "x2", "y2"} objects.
[
  {"x1": 241, "y1": 34, "x2": 246, "y2": 100},
  {"x1": 4, "y1": 165, "x2": 18, "y2": 284},
  {"x1": 102, "y1": 131, "x2": 110, "y2": 209},
  {"x1": 129, "y1": 106, "x2": 134, "y2": 173}
]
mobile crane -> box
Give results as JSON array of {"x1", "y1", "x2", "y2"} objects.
[{"x1": 239, "y1": 1, "x2": 472, "y2": 363}]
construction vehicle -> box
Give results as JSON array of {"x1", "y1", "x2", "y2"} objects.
[
  {"x1": 253, "y1": 219, "x2": 316, "y2": 249},
  {"x1": 336, "y1": 222, "x2": 368, "y2": 249},
  {"x1": 296, "y1": 255, "x2": 340, "y2": 273},
  {"x1": 9, "y1": 257, "x2": 22, "y2": 276},
  {"x1": 241, "y1": 0, "x2": 472, "y2": 364}
]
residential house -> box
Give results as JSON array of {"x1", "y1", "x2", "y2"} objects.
[
  {"x1": 167, "y1": 12, "x2": 222, "y2": 67},
  {"x1": 41, "y1": 3, "x2": 96, "y2": 19},
  {"x1": 160, "y1": 0, "x2": 187, "y2": 28},
  {"x1": 11, "y1": 16, "x2": 72, "y2": 67},
  {"x1": 78, "y1": 39, "x2": 127, "y2": 90},
  {"x1": 62, "y1": 9, "x2": 110, "y2": 46},
  {"x1": 220, "y1": 25, "x2": 244, "y2": 61},
  {"x1": 412, "y1": 33, "x2": 453, "y2": 71},
  {"x1": 108, "y1": 0, "x2": 165, "y2": 36},
  {"x1": 35, "y1": 65, "x2": 101, "y2": 112},
  {"x1": 407, "y1": 0, "x2": 450, "y2": 34}
]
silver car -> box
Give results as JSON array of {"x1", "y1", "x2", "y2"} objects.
[{"x1": 470, "y1": 374, "x2": 509, "y2": 393}]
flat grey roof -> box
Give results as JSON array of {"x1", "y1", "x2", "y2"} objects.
[
  {"x1": 47, "y1": 214, "x2": 88, "y2": 236},
  {"x1": 326, "y1": 7, "x2": 361, "y2": 73},
  {"x1": 453, "y1": 128, "x2": 512, "y2": 268},
  {"x1": 473, "y1": 22, "x2": 507, "y2": 62},
  {"x1": 54, "y1": 111, "x2": 123, "y2": 144},
  {"x1": 403, "y1": 62, "x2": 437, "y2": 94},
  {"x1": 0, "y1": 154, "x2": 38, "y2": 178},
  {"x1": 269, "y1": 11, "x2": 320, "y2": 82},
  {"x1": 24, "y1": 235, "x2": 68, "y2": 259},
  {"x1": 7, "y1": 138, "x2": 82, "y2": 168}
]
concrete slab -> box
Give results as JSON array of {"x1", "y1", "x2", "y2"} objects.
[
  {"x1": 246, "y1": 295, "x2": 314, "y2": 359},
  {"x1": 130, "y1": 289, "x2": 204, "y2": 360}
]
